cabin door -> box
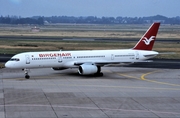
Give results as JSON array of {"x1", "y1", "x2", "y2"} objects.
[
  {"x1": 136, "y1": 51, "x2": 139, "y2": 60},
  {"x1": 58, "y1": 54, "x2": 62, "y2": 63},
  {"x1": 25, "y1": 55, "x2": 30, "y2": 64},
  {"x1": 58, "y1": 50, "x2": 62, "y2": 63},
  {"x1": 111, "y1": 54, "x2": 114, "y2": 60}
]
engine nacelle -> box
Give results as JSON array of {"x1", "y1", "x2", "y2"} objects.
[
  {"x1": 78, "y1": 64, "x2": 99, "y2": 75},
  {"x1": 52, "y1": 67, "x2": 67, "y2": 71}
]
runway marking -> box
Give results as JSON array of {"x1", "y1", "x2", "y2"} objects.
[
  {"x1": 5, "y1": 74, "x2": 180, "y2": 91},
  {"x1": 1, "y1": 104, "x2": 180, "y2": 115},
  {"x1": 6, "y1": 69, "x2": 180, "y2": 88},
  {"x1": 55, "y1": 83, "x2": 180, "y2": 91},
  {"x1": 141, "y1": 70, "x2": 180, "y2": 87},
  {"x1": 5, "y1": 77, "x2": 180, "y2": 91},
  {"x1": 117, "y1": 73, "x2": 141, "y2": 80},
  {"x1": 117, "y1": 70, "x2": 180, "y2": 87},
  {"x1": 5, "y1": 80, "x2": 180, "y2": 91},
  {"x1": 13, "y1": 75, "x2": 59, "y2": 80}
]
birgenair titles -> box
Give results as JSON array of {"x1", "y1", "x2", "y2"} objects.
[{"x1": 5, "y1": 22, "x2": 160, "y2": 79}]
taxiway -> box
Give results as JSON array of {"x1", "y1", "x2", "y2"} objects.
[{"x1": 0, "y1": 67, "x2": 180, "y2": 118}]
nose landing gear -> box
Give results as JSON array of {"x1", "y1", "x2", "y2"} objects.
[
  {"x1": 23, "y1": 69, "x2": 30, "y2": 79},
  {"x1": 25, "y1": 74, "x2": 30, "y2": 79}
]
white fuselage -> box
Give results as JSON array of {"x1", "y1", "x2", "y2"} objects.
[
  {"x1": 4, "y1": 22, "x2": 161, "y2": 78},
  {"x1": 5, "y1": 49, "x2": 158, "y2": 69}
]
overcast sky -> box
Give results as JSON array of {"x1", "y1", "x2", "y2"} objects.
[{"x1": 1, "y1": 0, "x2": 180, "y2": 17}]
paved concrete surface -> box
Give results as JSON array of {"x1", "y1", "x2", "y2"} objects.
[{"x1": 0, "y1": 67, "x2": 180, "y2": 118}]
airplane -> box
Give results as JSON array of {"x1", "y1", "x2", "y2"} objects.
[{"x1": 5, "y1": 22, "x2": 160, "y2": 79}]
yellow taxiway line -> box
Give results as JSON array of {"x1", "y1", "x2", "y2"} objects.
[{"x1": 141, "y1": 70, "x2": 180, "y2": 87}]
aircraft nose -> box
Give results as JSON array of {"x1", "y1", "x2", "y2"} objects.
[{"x1": 5, "y1": 61, "x2": 12, "y2": 68}]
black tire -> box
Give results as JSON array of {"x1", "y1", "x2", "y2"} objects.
[
  {"x1": 94, "y1": 72, "x2": 103, "y2": 77},
  {"x1": 98, "y1": 72, "x2": 103, "y2": 77},
  {"x1": 25, "y1": 75, "x2": 30, "y2": 79}
]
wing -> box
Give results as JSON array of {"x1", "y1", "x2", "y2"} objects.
[{"x1": 74, "y1": 61, "x2": 130, "y2": 67}]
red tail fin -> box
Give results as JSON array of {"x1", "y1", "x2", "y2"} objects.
[{"x1": 133, "y1": 22, "x2": 160, "y2": 50}]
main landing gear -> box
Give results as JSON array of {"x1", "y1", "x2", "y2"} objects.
[
  {"x1": 94, "y1": 66, "x2": 103, "y2": 77},
  {"x1": 94, "y1": 72, "x2": 103, "y2": 77},
  {"x1": 23, "y1": 69, "x2": 30, "y2": 79}
]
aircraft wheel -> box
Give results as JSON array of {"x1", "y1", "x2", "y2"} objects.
[
  {"x1": 99, "y1": 72, "x2": 103, "y2": 77},
  {"x1": 95, "y1": 72, "x2": 103, "y2": 77},
  {"x1": 25, "y1": 75, "x2": 30, "y2": 79}
]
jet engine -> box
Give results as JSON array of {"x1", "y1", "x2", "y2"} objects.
[{"x1": 78, "y1": 64, "x2": 100, "y2": 75}]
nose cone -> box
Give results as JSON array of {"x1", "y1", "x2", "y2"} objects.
[{"x1": 5, "y1": 61, "x2": 12, "y2": 68}]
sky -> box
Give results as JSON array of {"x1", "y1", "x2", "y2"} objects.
[{"x1": 1, "y1": 0, "x2": 180, "y2": 17}]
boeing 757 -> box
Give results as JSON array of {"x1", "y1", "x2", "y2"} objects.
[{"x1": 5, "y1": 22, "x2": 160, "y2": 79}]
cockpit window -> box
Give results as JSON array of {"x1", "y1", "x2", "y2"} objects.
[{"x1": 10, "y1": 58, "x2": 20, "y2": 61}]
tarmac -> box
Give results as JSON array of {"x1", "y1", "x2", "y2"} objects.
[{"x1": 0, "y1": 66, "x2": 180, "y2": 118}]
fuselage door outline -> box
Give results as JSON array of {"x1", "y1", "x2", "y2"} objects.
[
  {"x1": 25, "y1": 55, "x2": 30, "y2": 64},
  {"x1": 58, "y1": 54, "x2": 62, "y2": 63},
  {"x1": 136, "y1": 51, "x2": 139, "y2": 60},
  {"x1": 111, "y1": 54, "x2": 114, "y2": 60}
]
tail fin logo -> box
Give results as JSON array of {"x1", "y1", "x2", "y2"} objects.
[{"x1": 142, "y1": 36, "x2": 155, "y2": 45}]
